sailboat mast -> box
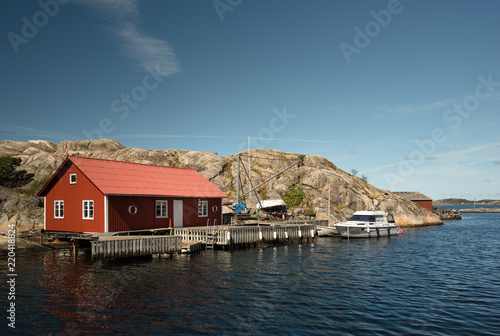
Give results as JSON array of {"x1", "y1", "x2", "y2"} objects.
[
  {"x1": 248, "y1": 135, "x2": 251, "y2": 175},
  {"x1": 236, "y1": 155, "x2": 240, "y2": 203}
]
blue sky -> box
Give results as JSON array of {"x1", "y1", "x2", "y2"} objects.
[{"x1": 1, "y1": 0, "x2": 499, "y2": 200}]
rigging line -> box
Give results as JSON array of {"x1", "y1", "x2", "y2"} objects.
[{"x1": 238, "y1": 154, "x2": 302, "y2": 162}]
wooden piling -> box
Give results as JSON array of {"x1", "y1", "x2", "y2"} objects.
[
  {"x1": 91, "y1": 235, "x2": 182, "y2": 259},
  {"x1": 172, "y1": 221, "x2": 321, "y2": 249}
]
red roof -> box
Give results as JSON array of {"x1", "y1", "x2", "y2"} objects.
[{"x1": 40, "y1": 156, "x2": 227, "y2": 198}]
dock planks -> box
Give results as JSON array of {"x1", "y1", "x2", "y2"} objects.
[
  {"x1": 91, "y1": 235, "x2": 182, "y2": 259},
  {"x1": 173, "y1": 222, "x2": 319, "y2": 247}
]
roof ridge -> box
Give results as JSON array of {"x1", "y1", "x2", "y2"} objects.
[
  {"x1": 39, "y1": 156, "x2": 228, "y2": 198},
  {"x1": 68, "y1": 155, "x2": 195, "y2": 171}
]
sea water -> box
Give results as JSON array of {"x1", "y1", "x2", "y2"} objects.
[{"x1": 2, "y1": 212, "x2": 500, "y2": 335}]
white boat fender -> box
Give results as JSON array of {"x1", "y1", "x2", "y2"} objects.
[
  {"x1": 298, "y1": 228, "x2": 302, "y2": 238},
  {"x1": 227, "y1": 231, "x2": 231, "y2": 242},
  {"x1": 311, "y1": 228, "x2": 315, "y2": 238},
  {"x1": 273, "y1": 230, "x2": 277, "y2": 240},
  {"x1": 259, "y1": 230, "x2": 263, "y2": 241},
  {"x1": 285, "y1": 230, "x2": 288, "y2": 239}
]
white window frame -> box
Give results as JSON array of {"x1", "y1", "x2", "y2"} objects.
[
  {"x1": 198, "y1": 200, "x2": 208, "y2": 217},
  {"x1": 83, "y1": 200, "x2": 94, "y2": 220},
  {"x1": 54, "y1": 200, "x2": 64, "y2": 218},
  {"x1": 70, "y1": 173, "x2": 77, "y2": 184},
  {"x1": 156, "y1": 200, "x2": 168, "y2": 218}
]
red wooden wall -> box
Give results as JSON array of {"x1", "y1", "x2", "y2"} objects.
[
  {"x1": 414, "y1": 200, "x2": 433, "y2": 212},
  {"x1": 107, "y1": 196, "x2": 223, "y2": 232},
  {"x1": 42, "y1": 160, "x2": 223, "y2": 233},
  {"x1": 182, "y1": 197, "x2": 223, "y2": 227},
  {"x1": 44, "y1": 161, "x2": 105, "y2": 232}
]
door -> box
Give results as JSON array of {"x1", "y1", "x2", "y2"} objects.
[{"x1": 173, "y1": 200, "x2": 183, "y2": 227}]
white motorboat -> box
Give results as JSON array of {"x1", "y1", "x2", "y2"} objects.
[
  {"x1": 334, "y1": 211, "x2": 402, "y2": 238},
  {"x1": 316, "y1": 225, "x2": 340, "y2": 237}
]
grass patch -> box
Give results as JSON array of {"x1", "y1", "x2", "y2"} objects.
[
  {"x1": 284, "y1": 188, "x2": 305, "y2": 208},
  {"x1": 17, "y1": 176, "x2": 51, "y2": 196}
]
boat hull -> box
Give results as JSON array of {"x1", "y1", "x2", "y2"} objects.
[
  {"x1": 316, "y1": 226, "x2": 340, "y2": 237},
  {"x1": 335, "y1": 225, "x2": 400, "y2": 238}
]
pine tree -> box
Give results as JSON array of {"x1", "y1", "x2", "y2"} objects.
[{"x1": 0, "y1": 156, "x2": 33, "y2": 188}]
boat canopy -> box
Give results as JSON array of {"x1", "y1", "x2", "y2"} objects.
[
  {"x1": 256, "y1": 199, "x2": 287, "y2": 209},
  {"x1": 352, "y1": 211, "x2": 386, "y2": 216},
  {"x1": 349, "y1": 211, "x2": 394, "y2": 223}
]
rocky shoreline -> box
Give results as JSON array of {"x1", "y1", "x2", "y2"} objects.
[
  {"x1": 1, "y1": 139, "x2": 443, "y2": 231},
  {"x1": 433, "y1": 208, "x2": 462, "y2": 220},
  {"x1": 460, "y1": 208, "x2": 500, "y2": 213}
]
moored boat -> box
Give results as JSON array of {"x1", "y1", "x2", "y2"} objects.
[
  {"x1": 334, "y1": 211, "x2": 402, "y2": 238},
  {"x1": 316, "y1": 225, "x2": 340, "y2": 237}
]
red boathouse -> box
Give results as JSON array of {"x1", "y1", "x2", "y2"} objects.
[
  {"x1": 37, "y1": 156, "x2": 227, "y2": 233},
  {"x1": 391, "y1": 191, "x2": 433, "y2": 212}
]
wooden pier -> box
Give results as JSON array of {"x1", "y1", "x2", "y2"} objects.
[
  {"x1": 28, "y1": 220, "x2": 322, "y2": 259},
  {"x1": 91, "y1": 235, "x2": 182, "y2": 259},
  {"x1": 173, "y1": 221, "x2": 320, "y2": 249},
  {"x1": 181, "y1": 241, "x2": 204, "y2": 253}
]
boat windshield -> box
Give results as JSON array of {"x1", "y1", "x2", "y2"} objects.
[
  {"x1": 350, "y1": 214, "x2": 385, "y2": 222},
  {"x1": 350, "y1": 215, "x2": 374, "y2": 222}
]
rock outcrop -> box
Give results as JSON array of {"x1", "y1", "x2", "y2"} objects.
[
  {"x1": 0, "y1": 139, "x2": 442, "y2": 231},
  {"x1": 221, "y1": 149, "x2": 442, "y2": 226}
]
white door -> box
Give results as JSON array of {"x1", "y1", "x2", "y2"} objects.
[{"x1": 173, "y1": 200, "x2": 183, "y2": 227}]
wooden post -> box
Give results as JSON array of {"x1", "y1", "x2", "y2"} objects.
[{"x1": 328, "y1": 185, "x2": 331, "y2": 226}]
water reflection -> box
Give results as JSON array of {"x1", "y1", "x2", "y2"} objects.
[{"x1": 4, "y1": 215, "x2": 500, "y2": 335}]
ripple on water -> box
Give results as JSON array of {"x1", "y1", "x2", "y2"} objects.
[{"x1": 2, "y1": 214, "x2": 500, "y2": 335}]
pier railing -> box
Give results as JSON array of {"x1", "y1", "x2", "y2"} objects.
[
  {"x1": 91, "y1": 235, "x2": 182, "y2": 259},
  {"x1": 173, "y1": 221, "x2": 321, "y2": 246}
]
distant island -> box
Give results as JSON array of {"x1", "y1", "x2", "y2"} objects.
[{"x1": 434, "y1": 198, "x2": 500, "y2": 206}]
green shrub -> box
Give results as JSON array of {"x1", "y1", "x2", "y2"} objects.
[
  {"x1": 0, "y1": 156, "x2": 34, "y2": 188},
  {"x1": 304, "y1": 209, "x2": 315, "y2": 217},
  {"x1": 284, "y1": 189, "x2": 305, "y2": 208},
  {"x1": 18, "y1": 175, "x2": 51, "y2": 196}
]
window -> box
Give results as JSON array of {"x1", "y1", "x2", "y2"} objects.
[
  {"x1": 156, "y1": 200, "x2": 168, "y2": 218},
  {"x1": 198, "y1": 200, "x2": 208, "y2": 217},
  {"x1": 54, "y1": 201, "x2": 64, "y2": 218},
  {"x1": 83, "y1": 200, "x2": 94, "y2": 219},
  {"x1": 70, "y1": 173, "x2": 77, "y2": 184}
]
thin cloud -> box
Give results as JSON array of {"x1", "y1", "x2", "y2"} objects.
[
  {"x1": 383, "y1": 99, "x2": 454, "y2": 114},
  {"x1": 113, "y1": 134, "x2": 244, "y2": 140},
  {"x1": 0, "y1": 123, "x2": 76, "y2": 141},
  {"x1": 252, "y1": 137, "x2": 345, "y2": 144},
  {"x1": 362, "y1": 142, "x2": 500, "y2": 174},
  {"x1": 112, "y1": 134, "x2": 345, "y2": 143},
  {"x1": 429, "y1": 142, "x2": 500, "y2": 160},
  {"x1": 77, "y1": 0, "x2": 179, "y2": 76},
  {"x1": 384, "y1": 92, "x2": 500, "y2": 115}
]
